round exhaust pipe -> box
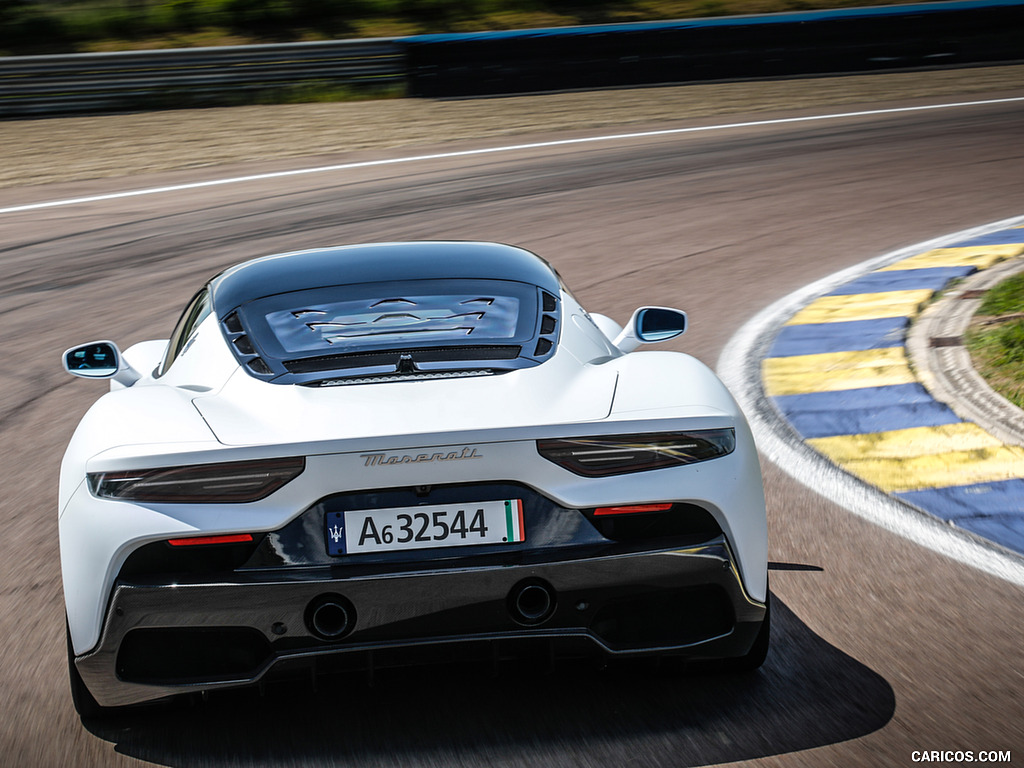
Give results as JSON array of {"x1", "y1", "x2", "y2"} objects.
[
  {"x1": 305, "y1": 594, "x2": 356, "y2": 640},
  {"x1": 508, "y1": 579, "x2": 556, "y2": 625}
]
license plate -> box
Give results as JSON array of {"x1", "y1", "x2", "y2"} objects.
[{"x1": 326, "y1": 499, "x2": 525, "y2": 555}]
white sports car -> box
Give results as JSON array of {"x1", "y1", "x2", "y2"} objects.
[{"x1": 59, "y1": 241, "x2": 768, "y2": 717}]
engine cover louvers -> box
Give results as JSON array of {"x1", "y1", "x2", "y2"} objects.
[
  {"x1": 221, "y1": 312, "x2": 275, "y2": 378},
  {"x1": 533, "y1": 291, "x2": 559, "y2": 359}
]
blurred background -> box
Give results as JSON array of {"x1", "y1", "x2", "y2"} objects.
[{"x1": 1, "y1": 0, "x2": 929, "y2": 54}]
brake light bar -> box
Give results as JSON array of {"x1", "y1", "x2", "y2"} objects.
[
  {"x1": 593, "y1": 504, "x2": 673, "y2": 516},
  {"x1": 168, "y1": 534, "x2": 254, "y2": 547}
]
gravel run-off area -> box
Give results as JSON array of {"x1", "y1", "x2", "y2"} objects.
[{"x1": 2, "y1": 64, "x2": 1023, "y2": 190}]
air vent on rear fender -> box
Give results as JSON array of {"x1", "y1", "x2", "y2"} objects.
[
  {"x1": 222, "y1": 312, "x2": 276, "y2": 377},
  {"x1": 533, "y1": 290, "x2": 559, "y2": 359},
  {"x1": 233, "y1": 335, "x2": 255, "y2": 356},
  {"x1": 224, "y1": 312, "x2": 244, "y2": 334},
  {"x1": 247, "y1": 358, "x2": 273, "y2": 375}
]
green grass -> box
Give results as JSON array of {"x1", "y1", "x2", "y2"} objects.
[
  {"x1": 978, "y1": 272, "x2": 1024, "y2": 316},
  {"x1": 247, "y1": 81, "x2": 406, "y2": 104},
  {"x1": 0, "y1": 0, "x2": 945, "y2": 55},
  {"x1": 967, "y1": 272, "x2": 1024, "y2": 411},
  {"x1": 124, "y1": 80, "x2": 406, "y2": 110}
]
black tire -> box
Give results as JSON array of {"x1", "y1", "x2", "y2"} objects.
[{"x1": 66, "y1": 621, "x2": 108, "y2": 719}]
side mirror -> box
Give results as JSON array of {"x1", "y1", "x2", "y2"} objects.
[
  {"x1": 62, "y1": 341, "x2": 140, "y2": 387},
  {"x1": 614, "y1": 307, "x2": 687, "y2": 353}
]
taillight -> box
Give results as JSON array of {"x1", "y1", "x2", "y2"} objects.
[
  {"x1": 88, "y1": 456, "x2": 305, "y2": 503},
  {"x1": 537, "y1": 429, "x2": 734, "y2": 477}
]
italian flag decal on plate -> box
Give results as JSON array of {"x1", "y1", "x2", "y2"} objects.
[{"x1": 504, "y1": 498, "x2": 525, "y2": 543}]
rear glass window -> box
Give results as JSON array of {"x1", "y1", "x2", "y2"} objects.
[
  {"x1": 266, "y1": 293, "x2": 520, "y2": 354},
  {"x1": 239, "y1": 279, "x2": 538, "y2": 361}
]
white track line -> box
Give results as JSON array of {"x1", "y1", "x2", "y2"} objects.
[
  {"x1": 4, "y1": 96, "x2": 1024, "y2": 216},
  {"x1": 717, "y1": 215, "x2": 1024, "y2": 589}
]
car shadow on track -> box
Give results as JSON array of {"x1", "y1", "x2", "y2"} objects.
[{"x1": 83, "y1": 596, "x2": 894, "y2": 767}]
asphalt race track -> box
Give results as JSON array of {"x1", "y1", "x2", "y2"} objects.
[{"x1": 1, "y1": 89, "x2": 1023, "y2": 767}]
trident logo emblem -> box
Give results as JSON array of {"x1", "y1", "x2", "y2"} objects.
[{"x1": 328, "y1": 523, "x2": 344, "y2": 544}]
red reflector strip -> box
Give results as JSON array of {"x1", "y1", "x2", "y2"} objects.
[
  {"x1": 167, "y1": 533, "x2": 254, "y2": 547},
  {"x1": 593, "y1": 503, "x2": 673, "y2": 517}
]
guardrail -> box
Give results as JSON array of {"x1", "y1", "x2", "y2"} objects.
[
  {"x1": 0, "y1": 39, "x2": 404, "y2": 117},
  {"x1": 406, "y1": 0, "x2": 1024, "y2": 96},
  {"x1": 0, "y1": 0, "x2": 1022, "y2": 117}
]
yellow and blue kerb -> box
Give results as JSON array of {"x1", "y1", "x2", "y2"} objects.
[{"x1": 762, "y1": 226, "x2": 1024, "y2": 554}]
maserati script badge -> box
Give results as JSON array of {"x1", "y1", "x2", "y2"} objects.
[{"x1": 360, "y1": 447, "x2": 482, "y2": 467}]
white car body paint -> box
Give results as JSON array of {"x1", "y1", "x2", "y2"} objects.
[{"x1": 60, "y1": 245, "x2": 768, "y2": 666}]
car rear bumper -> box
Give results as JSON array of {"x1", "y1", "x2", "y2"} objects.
[{"x1": 77, "y1": 536, "x2": 765, "y2": 707}]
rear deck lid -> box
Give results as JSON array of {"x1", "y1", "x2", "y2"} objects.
[{"x1": 193, "y1": 353, "x2": 617, "y2": 447}]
